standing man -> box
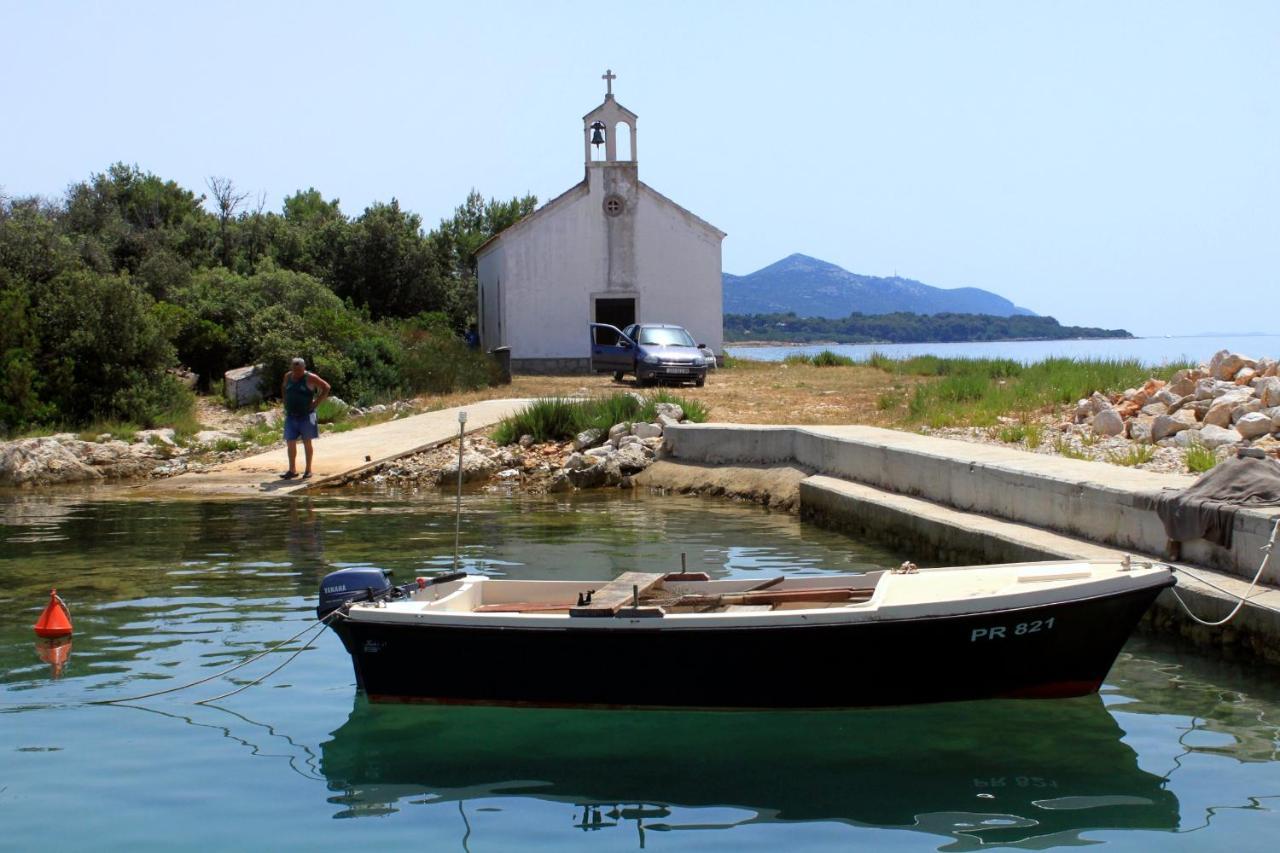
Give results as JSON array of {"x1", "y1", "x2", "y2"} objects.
[{"x1": 280, "y1": 357, "x2": 330, "y2": 479}]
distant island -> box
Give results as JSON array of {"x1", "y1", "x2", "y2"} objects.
[
  {"x1": 724, "y1": 312, "x2": 1133, "y2": 344},
  {"x1": 724, "y1": 254, "x2": 1037, "y2": 318}
]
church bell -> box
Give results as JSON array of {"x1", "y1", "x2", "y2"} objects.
[{"x1": 590, "y1": 121, "x2": 606, "y2": 147}]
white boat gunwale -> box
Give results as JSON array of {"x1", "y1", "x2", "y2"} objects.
[{"x1": 339, "y1": 560, "x2": 1173, "y2": 631}]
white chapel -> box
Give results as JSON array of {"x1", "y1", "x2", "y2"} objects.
[{"x1": 475, "y1": 71, "x2": 726, "y2": 372}]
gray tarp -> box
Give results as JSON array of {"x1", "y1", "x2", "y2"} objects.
[{"x1": 1153, "y1": 454, "x2": 1280, "y2": 548}]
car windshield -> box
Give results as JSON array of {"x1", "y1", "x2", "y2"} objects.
[{"x1": 637, "y1": 327, "x2": 695, "y2": 347}]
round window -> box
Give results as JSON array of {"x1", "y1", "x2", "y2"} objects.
[{"x1": 603, "y1": 194, "x2": 626, "y2": 217}]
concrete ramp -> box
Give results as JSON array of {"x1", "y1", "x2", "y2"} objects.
[{"x1": 132, "y1": 398, "x2": 529, "y2": 498}]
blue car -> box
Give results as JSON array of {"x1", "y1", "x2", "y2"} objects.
[{"x1": 590, "y1": 323, "x2": 712, "y2": 387}]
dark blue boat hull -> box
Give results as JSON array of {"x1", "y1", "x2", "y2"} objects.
[{"x1": 330, "y1": 580, "x2": 1171, "y2": 708}]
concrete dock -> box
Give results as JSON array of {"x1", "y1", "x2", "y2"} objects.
[
  {"x1": 132, "y1": 398, "x2": 529, "y2": 498},
  {"x1": 660, "y1": 423, "x2": 1280, "y2": 663}
]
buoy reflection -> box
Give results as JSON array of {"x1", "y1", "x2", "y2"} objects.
[{"x1": 34, "y1": 637, "x2": 73, "y2": 679}]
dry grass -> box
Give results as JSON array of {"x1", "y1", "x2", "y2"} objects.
[{"x1": 413, "y1": 362, "x2": 925, "y2": 426}]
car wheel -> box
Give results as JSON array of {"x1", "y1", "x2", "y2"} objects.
[
  {"x1": 612, "y1": 371, "x2": 624, "y2": 382},
  {"x1": 695, "y1": 377, "x2": 705, "y2": 387}
]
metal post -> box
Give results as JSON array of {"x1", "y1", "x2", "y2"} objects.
[{"x1": 454, "y1": 411, "x2": 467, "y2": 570}]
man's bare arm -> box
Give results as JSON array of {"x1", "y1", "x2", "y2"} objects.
[{"x1": 308, "y1": 374, "x2": 331, "y2": 410}]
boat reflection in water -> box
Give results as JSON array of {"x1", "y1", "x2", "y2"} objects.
[{"x1": 320, "y1": 695, "x2": 1179, "y2": 847}]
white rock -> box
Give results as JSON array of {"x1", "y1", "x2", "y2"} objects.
[
  {"x1": 1091, "y1": 407, "x2": 1125, "y2": 437},
  {"x1": 368, "y1": 404, "x2": 388, "y2": 414},
  {"x1": 584, "y1": 445, "x2": 614, "y2": 459},
  {"x1": 1139, "y1": 402, "x2": 1168, "y2": 418},
  {"x1": 1257, "y1": 377, "x2": 1280, "y2": 408},
  {"x1": 564, "y1": 452, "x2": 592, "y2": 471},
  {"x1": 1152, "y1": 411, "x2": 1197, "y2": 442},
  {"x1": 495, "y1": 468, "x2": 521, "y2": 480},
  {"x1": 1074, "y1": 399, "x2": 1092, "y2": 422},
  {"x1": 1152, "y1": 388, "x2": 1180, "y2": 407},
  {"x1": 607, "y1": 422, "x2": 631, "y2": 446},
  {"x1": 617, "y1": 434, "x2": 642, "y2": 448},
  {"x1": 135, "y1": 428, "x2": 177, "y2": 447},
  {"x1": 518, "y1": 434, "x2": 534, "y2": 448},
  {"x1": 0, "y1": 438, "x2": 104, "y2": 486},
  {"x1": 1204, "y1": 392, "x2": 1251, "y2": 428},
  {"x1": 1235, "y1": 412, "x2": 1274, "y2": 440},
  {"x1": 1207, "y1": 349, "x2": 1228, "y2": 376},
  {"x1": 653, "y1": 402, "x2": 684, "y2": 421},
  {"x1": 1197, "y1": 424, "x2": 1244, "y2": 450},
  {"x1": 615, "y1": 443, "x2": 650, "y2": 472},
  {"x1": 1129, "y1": 417, "x2": 1155, "y2": 443},
  {"x1": 1267, "y1": 407, "x2": 1280, "y2": 431},
  {"x1": 657, "y1": 413, "x2": 682, "y2": 429},
  {"x1": 1168, "y1": 371, "x2": 1197, "y2": 397},
  {"x1": 1232, "y1": 399, "x2": 1263, "y2": 421},
  {"x1": 223, "y1": 363, "x2": 266, "y2": 407},
  {"x1": 573, "y1": 428, "x2": 604, "y2": 451},
  {"x1": 245, "y1": 410, "x2": 282, "y2": 427},
  {"x1": 1210, "y1": 351, "x2": 1251, "y2": 381},
  {"x1": 440, "y1": 450, "x2": 498, "y2": 483},
  {"x1": 631, "y1": 422, "x2": 662, "y2": 440},
  {"x1": 1089, "y1": 392, "x2": 1110, "y2": 414},
  {"x1": 193, "y1": 430, "x2": 238, "y2": 445}
]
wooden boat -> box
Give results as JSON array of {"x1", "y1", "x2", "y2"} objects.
[{"x1": 318, "y1": 559, "x2": 1173, "y2": 708}]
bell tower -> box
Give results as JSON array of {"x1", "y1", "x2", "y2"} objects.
[{"x1": 583, "y1": 68, "x2": 638, "y2": 166}]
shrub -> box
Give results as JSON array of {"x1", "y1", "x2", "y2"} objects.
[{"x1": 491, "y1": 393, "x2": 709, "y2": 446}]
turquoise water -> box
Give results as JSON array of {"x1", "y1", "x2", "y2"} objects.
[
  {"x1": 3, "y1": 491, "x2": 1279, "y2": 851},
  {"x1": 727, "y1": 333, "x2": 1280, "y2": 366}
]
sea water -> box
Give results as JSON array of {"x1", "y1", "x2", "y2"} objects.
[
  {"x1": 2, "y1": 490, "x2": 1278, "y2": 851},
  {"x1": 727, "y1": 333, "x2": 1280, "y2": 366}
]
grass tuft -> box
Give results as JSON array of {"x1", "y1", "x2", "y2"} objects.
[
  {"x1": 1185, "y1": 440, "x2": 1217, "y2": 474},
  {"x1": 1106, "y1": 445, "x2": 1157, "y2": 467}
]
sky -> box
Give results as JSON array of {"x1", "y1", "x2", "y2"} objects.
[{"x1": 2, "y1": 1, "x2": 1276, "y2": 336}]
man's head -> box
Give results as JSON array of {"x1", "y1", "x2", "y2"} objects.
[{"x1": 290, "y1": 358, "x2": 306, "y2": 376}]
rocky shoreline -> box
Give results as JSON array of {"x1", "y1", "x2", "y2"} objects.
[
  {"x1": 924, "y1": 349, "x2": 1279, "y2": 472},
  {"x1": 0, "y1": 396, "x2": 420, "y2": 488},
  {"x1": 348, "y1": 402, "x2": 692, "y2": 493}
]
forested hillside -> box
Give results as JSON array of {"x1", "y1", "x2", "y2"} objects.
[
  {"x1": 0, "y1": 165, "x2": 534, "y2": 433},
  {"x1": 724, "y1": 312, "x2": 1131, "y2": 344}
]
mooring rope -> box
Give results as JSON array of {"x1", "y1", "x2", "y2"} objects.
[
  {"x1": 89, "y1": 610, "x2": 339, "y2": 705},
  {"x1": 194, "y1": 620, "x2": 329, "y2": 705},
  {"x1": 1168, "y1": 516, "x2": 1280, "y2": 627}
]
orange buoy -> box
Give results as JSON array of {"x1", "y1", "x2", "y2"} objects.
[{"x1": 33, "y1": 589, "x2": 73, "y2": 638}]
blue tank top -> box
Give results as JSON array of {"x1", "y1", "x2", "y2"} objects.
[{"x1": 284, "y1": 373, "x2": 314, "y2": 417}]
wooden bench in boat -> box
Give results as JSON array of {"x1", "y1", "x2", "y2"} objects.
[{"x1": 570, "y1": 572, "x2": 667, "y2": 618}]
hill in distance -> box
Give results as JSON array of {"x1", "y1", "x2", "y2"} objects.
[{"x1": 724, "y1": 254, "x2": 1037, "y2": 319}]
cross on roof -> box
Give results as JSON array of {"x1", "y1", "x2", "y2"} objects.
[{"x1": 602, "y1": 68, "x2": 616, "y2": 96}]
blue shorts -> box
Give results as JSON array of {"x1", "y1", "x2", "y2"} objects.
[{"x1": 284, "y1": 412, "x2": 319, "y2": 441}]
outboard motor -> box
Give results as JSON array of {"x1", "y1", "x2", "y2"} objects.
[{"x1": 318, "y1": 568, "x2": 393, "y2": 620}]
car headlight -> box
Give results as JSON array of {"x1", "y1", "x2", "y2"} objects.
[{"x1": 642, "y1": 353, "x2": 661, "y2": 364}]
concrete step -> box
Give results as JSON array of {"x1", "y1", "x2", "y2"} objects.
[
  {"x1": 800, "y1": 474, "x2": 1280, "y2": 666},
  {"x1": 665, "y1": 423, "x2": 1280, "y2": 583}
]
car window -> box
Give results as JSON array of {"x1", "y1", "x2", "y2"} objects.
[
  {"x1": 593, "y1": 325, "x2": 624, "y2": 346},
  {"x1": 622, "y1": 325, "x2": 638, "y2": 341},
  {"x1": 637, "y1": 327, "x2": 695, "y2": 347}
]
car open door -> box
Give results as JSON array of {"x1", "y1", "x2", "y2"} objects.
[{"x1": 590, "y1": 323, "x2": 635, "y2": 373}]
